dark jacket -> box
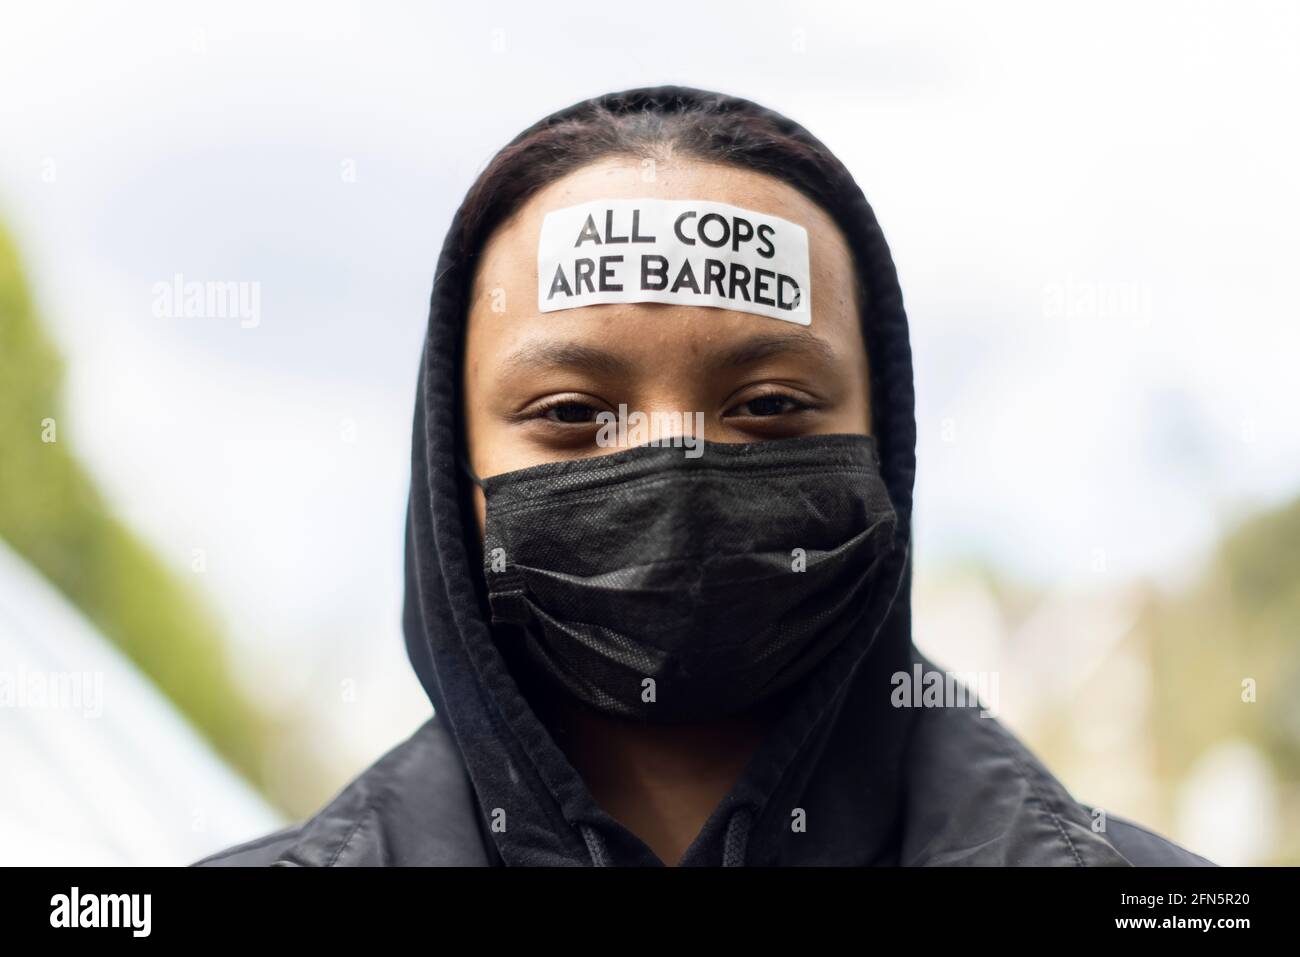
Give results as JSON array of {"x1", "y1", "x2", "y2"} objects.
[{"x1": 195, "y1": 86, "x2": 1213, "y2": 868}]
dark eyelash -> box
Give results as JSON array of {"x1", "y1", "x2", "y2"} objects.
[
  {"x1": 528, "y1": 396, "x2": 603, "y2": 423},
  {"x1": 727, "y1": 390, "x2": 816, "y2": 416},
  {"x1": 506, "y1": 396, "x2": 584, "y2": 422}
]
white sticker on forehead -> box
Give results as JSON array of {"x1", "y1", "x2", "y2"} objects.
[{"x1": 537, "y1": 198, "x2": 812, "y2": 325}]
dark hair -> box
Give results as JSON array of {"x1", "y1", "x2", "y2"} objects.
[{"x1": 455, "y1": 88, "x2": 870, "y2": 330}]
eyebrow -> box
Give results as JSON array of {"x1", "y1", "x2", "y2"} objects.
[
  {"x1": 714, "y1": 330, "x2": 839, "y2": 368},
  {"x1": 499, "y1": 340, "x2": 636, "y2": 379},
  {"x1": 497, "y1": 328, "x2": 839, "y2": 379}
]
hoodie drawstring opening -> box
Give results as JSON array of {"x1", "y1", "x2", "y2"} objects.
[{"x1": 580, "y1": 807, "x2": 752, "y2": 867}]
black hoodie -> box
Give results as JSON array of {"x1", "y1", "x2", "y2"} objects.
[{"x1": 196, "y1": 86, "x2": 1213, "y2": 868}]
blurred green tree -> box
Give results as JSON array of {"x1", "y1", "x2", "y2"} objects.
[
  {"x1": 0, "y1": 222, "x2": 283, "y2": 802},
  {"x1": 1143, "y1": 496, "x2": 1300, "y2": 863}
]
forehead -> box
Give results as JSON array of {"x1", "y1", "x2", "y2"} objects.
[{"x1": 467, "y1": 156, "x2": 860, "y2": 347}]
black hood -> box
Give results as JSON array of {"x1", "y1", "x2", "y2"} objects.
[{"x1": 401, "y1": 85, "x2": 919, "y2": 866}]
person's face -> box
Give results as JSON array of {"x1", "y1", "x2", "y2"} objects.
[{"x1": 462, "y1": 155, "x2": 871, "y2": 535}]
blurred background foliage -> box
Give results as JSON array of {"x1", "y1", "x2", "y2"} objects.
[
  {"x1": 0, "y1": 222, "x2": 301, "y2": 811},
  {"x1": 919, "y1": 494, "x2": 1300, "y2": 866},
  {"x1": 1142, "y1": 498, "x2": 1300, "y2": 862}
]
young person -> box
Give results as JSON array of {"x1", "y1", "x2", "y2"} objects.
[{"x1": 196, "y1": 86, "x2": 1212, "y2": 867}]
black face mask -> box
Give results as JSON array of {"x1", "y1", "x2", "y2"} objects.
[{"x1": 468, "y1": 433, "x2": 898, "y2": 724}]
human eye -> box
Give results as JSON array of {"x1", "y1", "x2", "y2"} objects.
[
  {"x1": 508, "y1": 392, "x2": 615, "y2": 450},
  {"x1": 721, "y1": 385, "x2": 823, "y2": 437},
  {"x1": 723, "y1": 387, "x2": 819, "y2": 419},
  {"x1": 534, "y1": 397, "x2": 605, "y2": 424}
]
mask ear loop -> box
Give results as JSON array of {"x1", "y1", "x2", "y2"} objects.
[{"x1": 459, "y1": 451, "x2": 487, "y2": 490}]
